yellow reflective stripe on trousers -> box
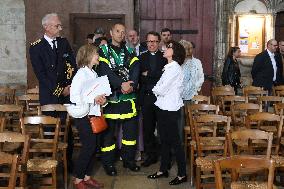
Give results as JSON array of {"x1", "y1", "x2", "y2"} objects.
[
  {"x1": 129, "y1": 57, "x2": 139, "y2": 66},
  {"x1": 122, "y1": 139, "x2": 136, "y2": 146},
  {"x1": 101, "y1": 144, "x2": 115, "y2": 152},
  {"x1": 99, "y1": 57, "x2": 110, "y2": 64},
  {"x1": 104, "y1": 99, "x2": 137, "y2": 119}
]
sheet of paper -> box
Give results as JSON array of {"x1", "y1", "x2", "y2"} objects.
[{"x1": 82, "y1": 75, "x2": 112, "y2": 102}]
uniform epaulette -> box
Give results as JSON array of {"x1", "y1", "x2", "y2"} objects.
[{"x1": 30, "y1": 39, "x2": 41, "y2": 46}]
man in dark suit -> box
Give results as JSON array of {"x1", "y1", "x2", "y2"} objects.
[
  {"x1": 251, "y1": 39, "x2": 283, "y2": 92},
  {"x1": 139, "y1": 31, "x2": 167, "y2": 167},
  {"x1": 126, "y1": 29, "x2": 147, "y2": 56},
  {"x1": 29, "y1": 13, "x2": 77, "y2": 172}
]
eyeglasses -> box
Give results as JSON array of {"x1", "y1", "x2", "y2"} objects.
[
  {"x1": 51, "y1": 24, "x2": 63, "y2": 29},
  {"x1": 146, "y1": 40, "x2": 159, "y2": 43}
]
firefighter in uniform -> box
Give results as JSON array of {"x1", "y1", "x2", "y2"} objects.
[
  {"x1": 97, "y1": 23, "x2": 140, "y2": 176},
  {"x1": 29, "y1": 13, "x2": 77, "y2": 172}
]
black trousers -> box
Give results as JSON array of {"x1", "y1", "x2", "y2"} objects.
[
  {"x1": 141, "y1": 94, "x2": 158, "y2": 158},
  {"x1": 73, "y1": 117, "x2": 97, "y2": 179},
  {"x1": 100, "y1": 116, "x2": 138, "y2": 166},
  {"x1": 156, "y1": 107, "x2": 186, "y2": 176}
]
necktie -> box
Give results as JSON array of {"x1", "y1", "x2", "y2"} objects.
[{"x1": 52, "y1": 40, "x2": 57, "y2": 60}]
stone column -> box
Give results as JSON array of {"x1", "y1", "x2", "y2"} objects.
[
  {"x1": 213, "y1": 0, "x2": 230, "y2": 86},
  {"x1": 0, "y1": 0, "x2": 26, "y2": 85}
]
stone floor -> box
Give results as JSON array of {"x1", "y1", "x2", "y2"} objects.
[{"x1": 66, "y1": 158, "x2": 192, "y2": 189}]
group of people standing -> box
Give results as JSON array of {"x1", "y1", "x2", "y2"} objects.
[
  {"x1": 222, "y1": 39, "x2": 284, "y2": 93},
  {"x1": 29, "y1": 13, "x2": 205, "y2": 189}
]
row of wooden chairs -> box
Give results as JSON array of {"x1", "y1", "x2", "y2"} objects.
[
  {"x1": 0, "y1": 103, "x2": 70, "y2": 188},
  {"x1": 184, "y1": 97, "x2": 284, "y2": 188}
]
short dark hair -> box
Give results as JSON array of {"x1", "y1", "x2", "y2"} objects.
[
  {"x1": 161, "y1": 28, "x2": 171, "y2": 34},
  {"x1": 94, "y1": 37, "x2": 108, "y2": 47},
  {"x1": 111, "y1": 23, "x2": 125, "y2": 30},
  {"x1": 86, "y1": 33, "x2": 94, "y2": 40},
  {"x1": 146, "y1": 31, "x2": 161, "y2": 41},
  {"x1": 168, "y1": 40, "x2": 186, "y2": 65}
]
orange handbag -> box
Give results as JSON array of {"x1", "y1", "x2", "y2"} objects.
[{"x1": 89, "y1": 113, "x2": 108, "y2": 134}]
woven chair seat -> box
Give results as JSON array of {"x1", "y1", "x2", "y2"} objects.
[
  {"x1": 27, "y1": 159, "x2": 57, "y2": 173},
  {"x1": 190, "y1": 139, "x2": 224, "y2": 147},
  {"x1": 231, "y1": 181, "x2": 277, "y2": 189},
  {"x1": 271, "y1": 155, "x2": 284, "y2": 167},
  {"x1": 196, "y1": 156, "x2": 221, "y2": 170}
]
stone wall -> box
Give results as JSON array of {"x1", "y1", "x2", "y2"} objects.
[{"x1": 0, "y1": 0, "x2": 26, "y2": 85}]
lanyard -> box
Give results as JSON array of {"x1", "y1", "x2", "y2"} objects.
[{"x1": 110, "y1": 47, "x2": 125, "y2": 66}]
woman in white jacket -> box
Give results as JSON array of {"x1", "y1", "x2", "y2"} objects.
[
  {"x1": 70, "y1": 44, "x2": 106, "y2": 189},
  {"x1": 147, "y1": 40, "x2": 187, "y2": 185}
]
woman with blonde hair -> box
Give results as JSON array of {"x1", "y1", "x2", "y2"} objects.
[{"x1": 70, "y1": 44, "x2": 106, "y2": 189}]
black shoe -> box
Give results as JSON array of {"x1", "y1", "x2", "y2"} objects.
[
  {"x1": 141, "y1": 157, "x2": 158, "y2": 167},
  {"x1": 169, "y1": 176, "x2": 187, "y2": 185},
  {"x1": 104, "y1": 165, "x2": 117, "y2": 176},
  {"x1": 123, "y1": 161, "x2": 140, "y2": 172},
  {"x1": 147, "y1": 171, "x2": 169, "y2": 179}
]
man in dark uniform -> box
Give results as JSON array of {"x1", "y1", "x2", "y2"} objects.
[
  {"x1": 97, "y1": 23, "x2": 140, "y2": 176},
  {"x1": 29, "y1": 13, "x2": 77, "y2": 171},
  {"x1": 139, "y1": 31, "x2": 167, "y2": 167}
]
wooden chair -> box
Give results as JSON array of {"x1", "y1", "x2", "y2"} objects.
[
  {"x1": 16, "y1": 94, "x2": 39, "y2": 116},
  {"x1": 186, "y1": 104, "x2": 220, "y2": 186},
  {"x1": 0, "y1": 87, "x2": 16, "y2": 104},
  {"x1": 231, "y1": 103, "x2": 261, "y2": 128},
  {"x1": 191, "y1": 95, "x2": 211, "y2": 104},
  {"x1": 243, "y1": 86, "x2": 268, "y2": 103},
  {"x1": 0, "y1": 132, "x2": 30, "y2": 187},
  {"x1": 26, "y1": 86, "x2": 39, "y2": 94},
  {"x1": 257, "y1": 96, "x2": 284, "y2": 113},
  {"x1": 212, "y1": 85, "x2": 235, "y2": 92},
  {"x1": 0, "y1": 104, "x2": 23, "y2": 132},
  {"x1": 245, "y1": 112, "x2": 283, "y2": 153},
  {"x1": 0, "y1": 152, "x2": 19, "y2": 189},
  {"x1": 0, "y1": 117, "x2": 6, "y2": 132},
  {"x1": 20, "y1": 116, "x2": 60, "y2": 189},
  {"x1": 227, "y1": 129, "x2": 273, "y2": 158},
  {"x1": 221, "y1": 95, "x2": 246, "y2": 116},
  {"x1": 214, "y1": 155, "x2": 275, "y2": 189},
  {"x1": 38, "y1": 104, "x2": 70, "y2": 189},
  {"x1": 194, "y1": 114, "x2": 231, "y2": 189},
  {"x1": 9, "y1": 84, "x2": 27, "y2": 97},
  {"x1": 211, "y1": 90, "x2": 235, "y2": 107},
  {"x1": 273, "y1": 85, "x2": 284, "y2": 96}
]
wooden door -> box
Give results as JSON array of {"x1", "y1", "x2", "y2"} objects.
[
  {"x1": 70, "y1": 14, "x2": 125, "y2": 53},
  {"x1": 139, "y1": 0, "x2": 215, "y2": 95}
]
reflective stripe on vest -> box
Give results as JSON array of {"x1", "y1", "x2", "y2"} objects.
[
  {"x1": 104, "y1": 99, "x2": 137, "y2": 119},
  {"x1": 99, "y1": 57, "x2": 110, "y2": 64},
  {"x1": 129, "y1": 57, "x2": 139, "y2": 66},
  {"x1": 122, "y1": 139, "x2": 136, "y2": 146},
  {"x1": 101, "y1": 144, "x2": 115, "y2": 152}
]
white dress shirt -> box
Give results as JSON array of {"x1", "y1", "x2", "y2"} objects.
[
  {"x1": 267, "y1": 49, "x2": 277, "y2": 81},
  {"x1": 152, "y1": 61, "x2": 184, "y2": 111},
  {"x1": 70, "y1": 67, "x2": 101, "y2": 116},
  {"x1": 44, "y1": 34, "x2": 57, "y2": 49},
  {"x1": 181, "y1": 57, "x2": 204, "y2": 100}
]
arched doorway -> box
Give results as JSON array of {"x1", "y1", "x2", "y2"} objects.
[{"x1": 275, "y1": 11, "x2": 284, "y2": 41}]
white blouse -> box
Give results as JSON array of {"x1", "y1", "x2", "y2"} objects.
[
  {"x1": 70, "y1": 67, "x2": 101, "y2": 116},
  {"x1": 181, "y1": 57, "x2": 204, "y2": 100},
  {"x1": 152, "y1": 61, "x2": 184, "y2": 111}
]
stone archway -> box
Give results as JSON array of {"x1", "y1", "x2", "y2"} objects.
[{"x1": 213, "y1": 0, "x2": 284, "y2": 86}]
